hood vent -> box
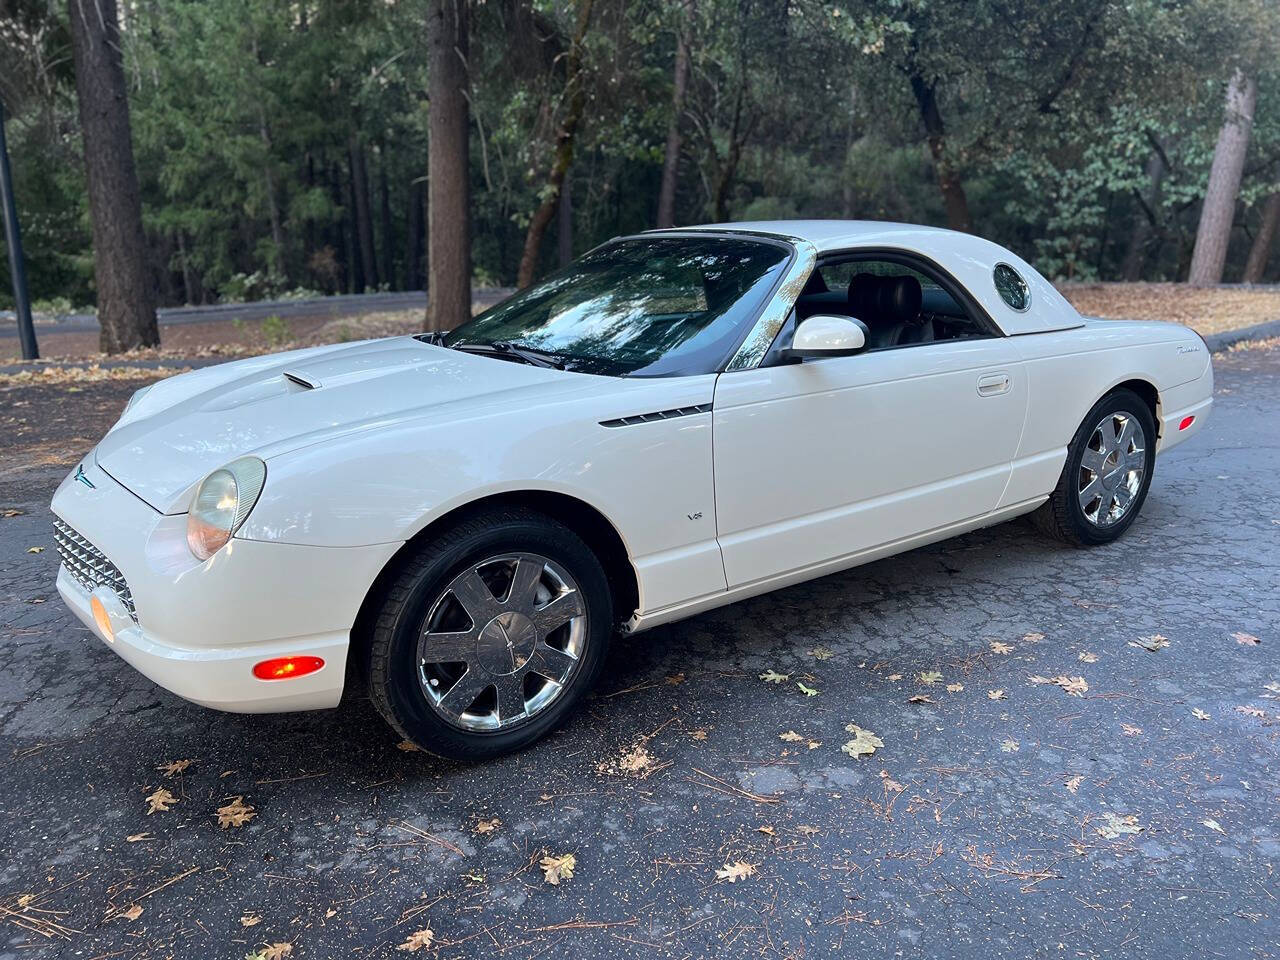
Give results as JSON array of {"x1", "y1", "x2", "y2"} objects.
[
  {"x1": 600, "y1": 403, "x2": 712, "y2": 428},
  {"x1": 282, "y1": 370, "x2": 320, "y2": 390}
]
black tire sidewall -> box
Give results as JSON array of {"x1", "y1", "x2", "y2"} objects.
[
  {"x1": 1061, "y1": 389, "x2": 1157, "y2": 544},
  {"x1": 375, "y1": 513, "x2": 612, "y2": 760}
]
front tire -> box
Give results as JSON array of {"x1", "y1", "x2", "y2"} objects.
[
  {"x1": 366, "y1": 507, "x2": 613, "y2": 761},
  {"x1": 1033, "y1": 388, "x2": 1157, "y2": 546}
]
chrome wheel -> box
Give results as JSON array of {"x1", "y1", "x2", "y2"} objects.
[
  {"x1": 417, "y1": 553, "x2": 586, "y2": 732},
  {"x1": 1077, "y1": 410, "x2": 1147, "y2": 527}
]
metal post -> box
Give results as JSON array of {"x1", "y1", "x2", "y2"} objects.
[{"x1": 0, "y1": 100, "x2": 39, "y2": 360}]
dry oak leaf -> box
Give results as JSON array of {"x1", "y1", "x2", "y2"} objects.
[
  {"x1": 145, "y1": 788, "x2": 178, "y2": 815},
  {"x1": 987, "y1": 689, "x2": 1006, "y2": 701},
  {"x1": 879, "y1": 770, "x2": 904, "y2": 792},
  {"x1": 1203, "y1": 818, "x2": 1226, "y2": 835},
  {"x1": 1121, "y1": 723, "x2": 1143, "y2": 736},
  {"x1": 1001, "y1": 739, "x2": 1019, "y2": 753},
  {"x1": 1078, "y1": 651, "x2": 1099, "y2": 663},
  {"x1": 946, "y1": 683, "x2": 964, "y2": 693},
  {"x1": 247, "y1": 944, "x2": 293, "y2": 960},
  {"x1": 474, "y1": 817, "x2": 501, "y2": 834},
  {"x1": 779, "y1": 730, "x2": 805, "y2": 743},
  {"x1": 540, "y1": 853, "x2": 576, "y2": 885},
  {"x1": 158, "y1": 759, "x2": 192, "y2": 778},
  {"x1": 989, "y1": 641, "x2": 1014, "y2": 655},
  {"x1": 796, "y1": 681, "x2": 819, "y2": 697},
  {"x1": 397, "y1": 929, "x2": 436, "y2": 952},
  {"x1": 810, "y1": 646, "x2": 835, "y2": 661},
  {"x1": 120, "y1": 904, "x2": 143, "y2": 921},
  {"x1": 1130, "y1": 634, "x2": 1169, "y2": 652},
  {"x1": 126, "y1": 832, "x2": 153, "y2": 842},
  {"x1": 841, "y1": 724, "x2": 884, "y2": 758},
  {"x1": 886, "y1": 673, "x2": 903, "y2": 681},
  {"x1": 918, "y1": 671, "x2": 943, "y2": 685},
  {"x1": 796, "y1": 825, "x2": 821, "y2": 836},
  {"x1": 1022, "y1": 632, "x2": 1045, "y2": 643},
  {"x1": 665, "y1": 672, "x2": 685, "y2": 685},
  {"x1": 217, "y1": 797, "x2": 257, "y2": 829},
  {"x1": 1236, "y1": 706, "x2": 1266, "y2": 719},
  {"x1": 1192, "y1": 707, "x2": 1211, "y2": 721},
  {"x1": 26, "y1": 546, "x2": 44, "y2": 554},
  {"x1": 1233, "y1": 632, "x2": 1261, "y2": 646},
  {"x1": 690, "y1": 729, "x2": 708, "y2": 741},
  {"x1": 759, "y1": 669, "x2": 789, "y2": 684},
  {"x1": 715, "y1": 861, "x2": 757, "y2": 883},
  {"x1": 907, "y1": 694, "x2": 936, "y2": 704},
  {"x1": 1097, "y1": 813, "x2": 1142, "y2": 839},
  {"x1": 1064, "y1": 775, "x2": 1084, "y2": 794},
  {"x1": 757, "y1": 825, "x2": 776, "y2": 837},
  {"x1": 241, "y1": 913, "x2": 262, "y2": 928},
  {"x1": 396, "y1": 740, "x2": 421, "y2": 752}
]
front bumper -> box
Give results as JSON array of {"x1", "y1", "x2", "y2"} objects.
[{"x1": 51, "y1": 455, "x2": 400, "y2": 713}]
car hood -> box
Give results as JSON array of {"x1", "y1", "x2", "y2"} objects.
[{"x1": 95, "y1": 337, "x2": 605, "y2": 514}]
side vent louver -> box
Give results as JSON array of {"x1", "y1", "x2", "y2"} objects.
[{"x1": 599, "y1": 403, "x2": 712, "y2": 428}]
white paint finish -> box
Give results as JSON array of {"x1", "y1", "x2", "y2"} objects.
[
  {"x1": 713, "y1": 336, "x2": 1027, "y2": 587},
  {"x1": 49, "y1": 222, "x2": 1217, "y2": 715},
  {"x1": 678, "y1": 220, "x2": 1083, "y2": 336}
]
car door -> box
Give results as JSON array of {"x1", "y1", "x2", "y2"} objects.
[{"x1": 712, "y1": 325, "x2": 1027, "y2": 590}]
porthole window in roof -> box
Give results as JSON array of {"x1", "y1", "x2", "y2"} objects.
[{"x1": 993, "y1": 263, "x2": 1030, "y2": 311}]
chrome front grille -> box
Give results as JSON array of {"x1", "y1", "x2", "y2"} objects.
[{"x1": 52, "y1": 517, "x2": 137, "y2": 621}]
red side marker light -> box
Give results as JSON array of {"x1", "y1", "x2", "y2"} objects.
[
  {"x1": 1179, "y1": 415, "x2": 1196, "y2": 431},
  {"x1": 253, "y1": 656, "x2": 324, "y2": 680}
]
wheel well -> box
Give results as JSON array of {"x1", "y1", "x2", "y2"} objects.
[
  {"x1": 349, "y1": 492, "x2": 640, "y2": 676},
  {"x1": 1111, "y1": 378, "x2": 1160, "y2": 438}
]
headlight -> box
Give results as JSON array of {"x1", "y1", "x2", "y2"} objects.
[{"x1": 186, "y1": 457, "x2": 267, "y2": 560}]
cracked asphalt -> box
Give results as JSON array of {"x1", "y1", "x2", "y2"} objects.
[{"x1": 0, "y1": 345, "x2": 1277, "y2": 959}]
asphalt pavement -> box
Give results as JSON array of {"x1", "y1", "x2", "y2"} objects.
[{"x1": 0, "y1": 345, "x2": 1276, "y2": 959}]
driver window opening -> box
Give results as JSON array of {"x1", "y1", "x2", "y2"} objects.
[{"x1": 796, "y1": 257, "x2": 993, "y2": 350}]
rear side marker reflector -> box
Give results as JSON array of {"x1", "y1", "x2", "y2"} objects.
[
  {"x1": 1179, "y1": 416, "x2": 1196, "y2": 431},
  {"x1": 253, "y1": 656, "x2": 325, "y2": 680}
]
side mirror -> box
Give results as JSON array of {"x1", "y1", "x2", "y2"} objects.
[{"x1": 784, "y1": 314, "x2": 868, "y2": 360}]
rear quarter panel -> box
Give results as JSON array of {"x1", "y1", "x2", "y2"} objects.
[{"x1": 1000, "y1": 319, "x2": 1212, "y2": 508}]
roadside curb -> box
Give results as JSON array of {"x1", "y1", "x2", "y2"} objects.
[{"x1": 1203, "y1": 318, "x2": 1280, "y2": 353}]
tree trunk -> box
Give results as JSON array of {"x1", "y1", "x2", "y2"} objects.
[
  {"x1": 712, "y1": 80, "x2": 752, "y2": 223},
  {"x1": 379, "y1": 159, "x2": 395, "y2": 289},
  {"x1": 909, "y1": 72, "x2": 972, "y2": 233},
  {"x1": 349, "y1": 139, "x2": 379, "y2": 291},
  {"x1": 1188, "y1": 69, "x2": 1257, "y2": 285},
  {"x1": 426, "y1": 0, "x2": 471, "y2": 329},
  {"x1": 557, "y1": 169, "x2": 573, "y2": 267},
  {"x1": 176, "y1": 230, "x2": 194, "y2": 305},
  {"x1": 67, "y1": 0, "x2": 159, "y2": 353},
  {"x1": 1120, "y1": 150, "x2": 1165, "y2": 281},
  {"x1": 258, "y1": 111, "x2": 287, "y2": 280},
  {"x1": 516, "y1": 0, "x2": 595, "y2": 290},
  {"x1": 655, "y1": 9, "x2": 691, "y2": 229},
  {"x1": 1242, "y1": 192, "x2": 1280, "y2": 283},
  {"x1": 406, "y1": 178, "x2": 424, "y2": 290}
]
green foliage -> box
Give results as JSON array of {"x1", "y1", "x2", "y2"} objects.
[{"x1": 3, "y1": 0, "x2": 1280, "y2": 311}]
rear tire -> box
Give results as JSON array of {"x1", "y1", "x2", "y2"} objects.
[
  {"x1": 365, "y1": 507, "x2": 612, "y2": 761},
  {"x1": 1032, "y1": 388, "x2": 1156, "y2": 547}
]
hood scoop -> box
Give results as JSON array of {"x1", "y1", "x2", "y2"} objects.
[{"x1": 282, "y1": 369, "x2": 320, "y2": 390}]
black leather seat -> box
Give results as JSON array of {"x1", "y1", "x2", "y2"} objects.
[{"x1": 847, "y1": 273, "x2": 932, "y2": 348}]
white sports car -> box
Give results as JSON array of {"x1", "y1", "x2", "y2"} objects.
[{"x1": 51, "y1": 221, "x2": 1213, "y2": 759}]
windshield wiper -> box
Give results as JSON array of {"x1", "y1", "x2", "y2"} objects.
[{"x1": 452, "y1": 340, "x2": 566, "y2": 370}]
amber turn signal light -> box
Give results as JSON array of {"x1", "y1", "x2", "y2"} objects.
[
  {"x1": 90, "y1": 594, "x2": 114, "y2": 643},
  {"x1": 252, "y1": 656, "x2": 325, "y2": 680}
]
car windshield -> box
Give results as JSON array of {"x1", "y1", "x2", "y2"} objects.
[{"x1": 441, "y1": 236, "x2": 791, "y2": 377}]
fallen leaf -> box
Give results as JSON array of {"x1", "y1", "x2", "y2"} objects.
[
  {"x1": 1022, "y1": 632, "x2": 1045, "y2": 643},
  {"x1": 690, "y1": 728, "x2": 708, "y2": 741},
  {"x1": 241, "y1": 913, "x2": 262, "y2": 927},
  {"x1": 879, "y1": 770, "x2": 904, "y2": 792},
  {"x1": 757, "y1": 825, "x2": 776, "y2": 836},
  {"x1": 907, "y1": 694, "x2": 936, "y2": 704},
  {"x1": 540, "y1": 853, "x2": 576, "y2": 885},
  {"x1": 1264, "y1": 682, "x2": 1280, "y2": 695},
  {"x1": 989, "y1": 641, "x2": 1014, "y2": 655},
  {"x1": 987, "y1": 689, "x2": 1006, "y2": 701},
  {"x1": 1001, "y1": 739, "x2": 1019, "y2": 753},
  {"x1": 1236, "y1": 705, "x2": 1266, "y2": 719},
  {"x1": 759, "y1": 669, "x2": 789, "y2": 683},
  {"x1": 1078, "y1": 651, "x2": 1099, "y2": 663},
  {"x1": 120, "y1": 904, "x2": 143, "y2": 921},
  {"x1": 157, "y1": 759, "x2": 192, "y2": 778},
  {"x1": 809, "y1": 646, "x2": 835, "y2": 661},
  {"x1": 396, "y1": 740, "x2": 420, "y2": 752},
  {"x1": 26, "y1": 546, "x2": 44, "y2": 554},
  {"x1": 1064, "y1": 776, "x2": 1083, "y2": 794},
  {"x1": 1203, "y1": 818, "x2": 1225, "y2": 834},
  {"x1": 779, "y1": 730, "x2": 804, "y2": 742},
  {"x1": 1027, "y1": 674, "x2": 1053, "y2": 685},
  {"x1": 145, "y1": 788, "x2": 177, "y2": 815},
  {"x1": 474, "y1": 817, "x2": 501, "y2": 834},
  {"x1": 886, "y1": 673, "x2": 903, "y2": 681},
  {"x1": 1028, "y1": 675, "x2": 1088, "y2": 696},
  {"x1": 1130, "y1": 634, "x2": 1169, "y2": 652},
  {"x1": 796, "y1": 825, "x2": 820, "y2": 836},
  {"x1": 126, "y1": 832, "x2": 153, "y2": 842},
  {"x1": 1121, "y1": 723, "x2": 1142, "y2": 736},
  {"x1": 841, "y1": 724, "x2": 883, "y2": 757},
  {"x1": 946, "y1": 683, "x2": 964, "y2": 692},
  {"x1": 796, "y1": 681, "x2": 819, "y2": 697},
  {"x1": 16, "y1": 894, "x2": 34, "y2": 908},
  {"x1": 715, "y1": 861, "x2": 757, "y2": 883},
  {"x1": 2, "y1": 508, "x2": 23, "y2": 518},
  {"x1": 397, "y1": 929, "x2": 435, "y2": 952},
  {"x1": 247, "y1": 945, "x2": 293, "y2": 960},
  {"x1": 1192, "y1": 707, "x2": 1211, "y2": 721},
  {"x1": 216, "y1": 797, "x2": 256, "y2": 829},
  {"x1": 1096, "y1": 812, "x2": 1143, "y2": 839},
  {"x1": 1233, "y1": 632, "x2": 1261, "y2": 646},
  {"x1": 918, "y1": 671, "x2": 943, "y2": 685},
  {"x1": 665, "y1": 672, "x2": 685, "y2": 685}
]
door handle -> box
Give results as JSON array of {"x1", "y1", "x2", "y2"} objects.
[{"x1": 977, "y1": 372, "x2": 1011, "y2": 397}]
